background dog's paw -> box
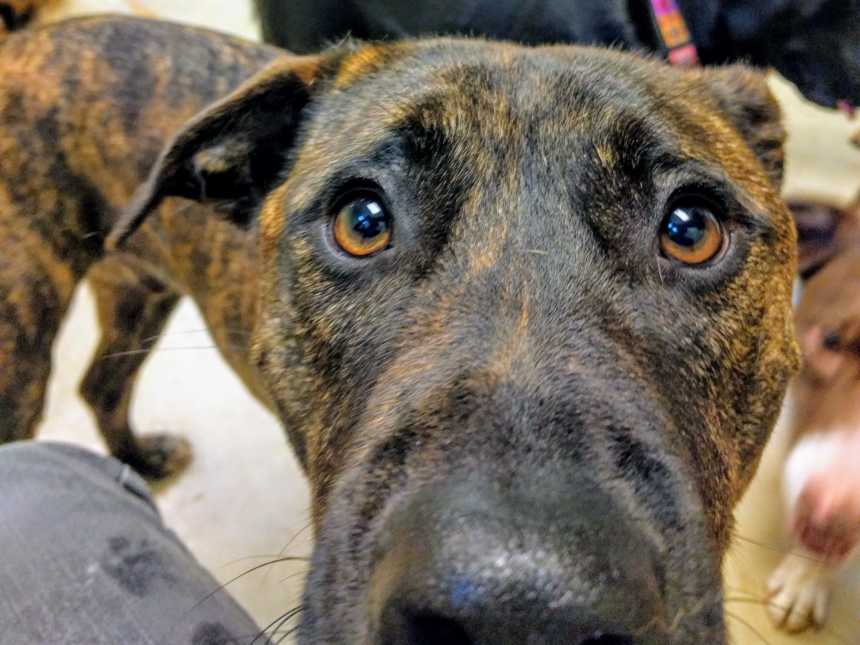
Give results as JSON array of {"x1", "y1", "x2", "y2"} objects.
[
  {"x1": 767, "y1": 551, "x2": 834, "y2": 633},
  {"x1": 127, "y1": 433, "x2": 193, "y2": 481}
]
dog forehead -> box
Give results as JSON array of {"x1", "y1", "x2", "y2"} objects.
[
  {"x1": 336, "y1": 38, "x2": 664, "y2": 93},
  {"x1": 291, "y1": 40, "x2": 691, "y2": 187},
  {"x1": 320, "y1": 40, "x2": 674, "y2": 131}
]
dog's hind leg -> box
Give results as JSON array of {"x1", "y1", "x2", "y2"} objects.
[
  {"x1": 79, "y1": 258, "x2": 190, "y2": 480},
  {"x1": 0, "y1": 236, "x2": 78, "y2": 443}
]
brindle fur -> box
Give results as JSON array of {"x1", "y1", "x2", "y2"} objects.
[
  {"x1": 0, "y1": 17, "x2": 279, "y2": 476},
  {"x1": 3, "y1": 16, "x2": 800, "y2": 643}
]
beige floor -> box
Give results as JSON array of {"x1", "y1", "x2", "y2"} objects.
[{"x1": 26, "y1": 1, "x2": 860, "y2": 643}]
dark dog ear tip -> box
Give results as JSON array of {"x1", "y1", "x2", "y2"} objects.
[
  {"x1": 104, "y1": 227, "x2": 128, "y2": 252},
  {"x1": 106, "y1": 203, "x2": 151, "y2": 251},
  {"x1": 106, "y1": 177, "x2": 166, "y2": 252},
  {"x1": 105, "y1": 209, "x2": 140, "y2": 250}
]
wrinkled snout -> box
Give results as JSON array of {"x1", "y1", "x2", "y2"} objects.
[{"x1": 369, "y1": 475, "x2": 669, "y2": 645}]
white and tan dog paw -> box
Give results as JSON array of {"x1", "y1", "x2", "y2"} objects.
[{"x1": 767, "y1": 550, "x2": 835, "y2": 632}]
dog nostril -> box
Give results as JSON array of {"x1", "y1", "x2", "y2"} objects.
[
  {"x1": 580, "y1": 635, "x2": 633, "y2": 645},
  {"x1": 405, "y1": 612, "x2": 474, "y2": 645},
  {"x1": 823, "y1": 331, "x2": 842, "y2": 350}
]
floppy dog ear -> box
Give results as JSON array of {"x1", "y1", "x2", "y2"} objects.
[
  {"x1": 106, "y1": 52, "x2": 336, "y2": 250},
  {"x1": 702, "y1": 66, "x2": 786, "y2": 188}
]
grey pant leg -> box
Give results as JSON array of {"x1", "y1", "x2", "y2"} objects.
[{"x1": 0, "y1": 441, "x2": 270, "y2": 645}]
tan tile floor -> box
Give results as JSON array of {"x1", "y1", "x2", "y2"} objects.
[{"x1": 27, "y1": 2, "x2": 860, "y2": 642}]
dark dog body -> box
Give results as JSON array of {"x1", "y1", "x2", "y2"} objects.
[
  {"x1": 255, "y1": 0, "x2": 860, "y2": 110},
  {"x1": 2, "y1": 16, "x2": 801, "y2": 643}
]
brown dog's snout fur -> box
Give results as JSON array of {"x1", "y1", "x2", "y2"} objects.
[
  {"x1": 313, "y1": 327, "x2": 723, "y2": 641},
  {"x1": 793, "y1": 243, "x2": 860, "y2": 432},
  {"x1": 0, "y1": 17, "x2": 801, "y2": 643}
]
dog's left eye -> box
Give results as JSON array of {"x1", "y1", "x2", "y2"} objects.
[
  {"x1": 659, "y1": 202, "x2": 724, "y2": 265},
  {"x1": 332, "y1": 194, "x2": 392, "y2": 257}
]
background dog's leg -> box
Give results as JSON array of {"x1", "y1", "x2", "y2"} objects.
[
  {"x1": 0, "y1": 236, "x2": 75, "y2": 442},
  {"x1": 765, "y1": 427, "x2": 860, "y2": 633},
  {"x1": 79, "y1": 259, "x2": 189, "y2": 480}
]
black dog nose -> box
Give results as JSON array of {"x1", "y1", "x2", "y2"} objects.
[{"x1": 371, "y1": 475, "x2": 666, "y2": 645}]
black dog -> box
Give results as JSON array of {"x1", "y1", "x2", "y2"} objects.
[{"x1": 255, "y1": 0, "x2": 860, "y2": 110}]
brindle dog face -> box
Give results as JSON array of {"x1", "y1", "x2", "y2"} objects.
[{"x1": 115, "y1": 40, "x2": 800, "y2": 644}]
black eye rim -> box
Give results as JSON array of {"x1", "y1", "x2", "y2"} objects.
[
  {"x1": 658, "y1": 194, "x2": 729, "y2": 267},
  {"x1": 328, "y1": 184, "x2": 394, "y2": 258}
]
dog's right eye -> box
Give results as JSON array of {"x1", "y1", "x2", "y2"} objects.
[
  {"x1": 659, "y1": 201, "x2": 724, "y2": 266},
  {"x1": 332, "y1": 194, "x2": 392, "y2": 257}
]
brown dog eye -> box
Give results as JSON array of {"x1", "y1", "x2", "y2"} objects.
[
  {"x1": 659, "y1": 204, "x2": 724, "y2": 265},
  {"x1": 333, "y1": 195, "x2": 391, "y2": 257}
]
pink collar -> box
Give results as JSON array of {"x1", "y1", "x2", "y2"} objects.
[{"x1": 649, "y1": 0, "x2": 699, "y2": 66}]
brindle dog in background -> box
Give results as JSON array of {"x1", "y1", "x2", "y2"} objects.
[
  {"x1": 0, "y1": 18, "x2": 281, "y2": 477},
  {"x1": 1, "y1": 16, "x2": 799, "y2": 644}
]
